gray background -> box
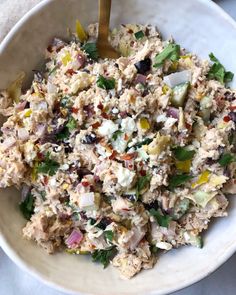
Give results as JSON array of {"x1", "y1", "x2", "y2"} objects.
[{"x1": 0, "y1": 0, "x2": 236, "y2": 294}]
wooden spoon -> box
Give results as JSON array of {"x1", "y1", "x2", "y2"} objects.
[{"x1": 97, "y1": 0, "x2": 120, "y2": 59}]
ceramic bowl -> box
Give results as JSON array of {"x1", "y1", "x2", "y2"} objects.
[{"x1": 0, "y1": 0, "x2": 236, "y2": 294}]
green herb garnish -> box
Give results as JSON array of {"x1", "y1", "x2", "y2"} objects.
[
  {"x1": 208, "y1": 53, "x2": 234, "y2": 84},
  {"x1": 97, "y1": 75, "x2": 115, "y2": 90},
  {"x1": 37, "y1": 152, "x2": 60, "y2": 176},
  {"x1": 150, "y1": 245, "x2": 159, "y2": 255},
  {"x1": 112, "y1": 130, "x2": 123, "y2": 141},
  {"x1": 19, "y1": 193, "x2": 35, "y2": 220},
  {"x1": 104, "y1": 230, "x2": 113, "y2": 242},
  {"x1": 134, "y1": 138, "x2": 153, "y2": 149},
  {"x1": 218, "y1": 153, "x2": 236, "y2": 167},
  {"x1": 49, "y1": 64, "x2": 58, "y2": 75},
  {"x1": 66, "y1": 116, "x2": 77, "y2": 131},
  {"x1": 134, "y1": 30, "x2": 144, "y2": 40},
  {"x1": 91, "y1": 246, "x2": 118, "y2": 268},
  {"x1": 172, "y1": 146, "x2": 195, "y2": 161},
  {"x1": 136, "y1": 174, "x2": 151, "y2": 199},
  {"x1": 153, "y1": 43, "x2": 180, "y2": 68},
  {"x1": 82, "y1": 42, "x2": 99, "y2": 60},
  {"x1": 56, "y1": 127, "x2": 70, "y2": 141},
  {"x1": 40, "y1": 191, "x2": 46, "y2": 201},
  {"x1": 149, "y1": 208, "x2": 172, "y2": 228},
  {"x1": 168, "y1": 174, "x2": 192, "y2": 190}
]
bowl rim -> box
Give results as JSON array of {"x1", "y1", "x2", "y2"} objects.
[{"x1": 0, "y1": 0, "x2": 236, "y2": 294}]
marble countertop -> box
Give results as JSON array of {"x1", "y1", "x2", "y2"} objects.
[{"x1": 0, "y1": 1, "x2": 236, "y2": 294}]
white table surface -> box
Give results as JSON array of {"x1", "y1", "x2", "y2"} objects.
[{"x1": 0, "y1": 1, "x2": 236, "y2": 294}]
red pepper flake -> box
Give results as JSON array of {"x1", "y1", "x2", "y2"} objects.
[
  {"x1": 101, "y1": 112, "x2": 109, "y2": 119},
  {"x1": 120, "y1": 152, "x2": 137, "y2": 161},
  {"x1": 223, "y1": 115, "x2": 231, "y2": 122},
  {"x1": 229, "y1": 106, "x2": 236, "y2": 111},
  {"x1": 92, "y1": 121, "x2": 101, "y2": 129},
  {"x1": 81, "y1": 181, "x2": 90, "y2": 187},
  {"x1": 66, "y1": 69, "x2": 76, "y2": 76},
  {"x1": 64, "y1": 88, "x2": 68, "y2": 92},
  {"x1": 109, "y1": 150, "x2": 117, "y2": 160},
  {"x1": 43, "y1": 176, "x2": 48, "y2": 185},
  {"x1": 72, "y1": 107, "x2": 79, "y2": 114},
  {"x1": 37, "y1": 152, "x2": 44, "y2": 160},
  {"x1": 185, "y1": 122, "x2": 192, "y2": 129},
  {"x1": 47, "y1": 45, "x2": 53, "y2": 53},
  {"x1": 139, "y1": 170, "x2": 146, "y2": 176},
  {"x1": 124, "y1": 133, "x2": 129, "y2": 141},
  {"x1": 97, "y1": 103, "x2": 104, "y2": 110},
  {"x1": 128, "y1": 164, "x2": 134, "y2": 169},
  {"x1": 138, "y1": 162, "x2": 144, "y2": 167}
]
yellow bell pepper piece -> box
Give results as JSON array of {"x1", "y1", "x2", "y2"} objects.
[
  {"x1": 169, "y1": 60, "x2": 179, "y2": 72},
  {"x1": 176, "y1": 160, "x2": 191, "y2": 173},
  {"x1": 76, "y1": 20, "x2": 88, "y2": 42},
  {"x1": 191, "y1": 170, "x2": 211, "y2": 189},
  {"x1": 62, "y1": 52, "x2": 72, "y2": 66},
  {"x1": 162, "y1": 84, "x2": 170, "y2": 95},
  {"x1": 24, "y1": 109, "x2": 32, "y2": 117},
  {"x1": 139, "y1": 118, "x2": 150, "y2": 130}
]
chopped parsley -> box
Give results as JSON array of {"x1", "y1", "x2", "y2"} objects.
[
  {"x1": 82, "y1": 42, "x2": 99, "y2": 60},
  {"x1": 134, "y1": 138, "x2": 153, "y2": 149},
  {"x1": 218, "y1": 153, "x2": 236, "y2": 167},
  {"x1": 136, "y1": 174, "x2": 151, "y2": 199},
  {"x1": 56, "y1": 127, "x2": 70, "y2": 141},
  {"x1": 154, "y1": 43, "x2": 180, "y2": 68},
  {"x1": 168, "y1": 173, "x2": 192, "y2": 190},
  {"x1": 91, "y1": 246, "x2": 118, "y2": 268},
  {"x1": 134, "y1": 30, "x2": 145, "y2": 40},
  {"x1": 208, "y1": 53, "x2": 234, "y2": 84},
  {"x1": 19, "y1": 193, "x2": 35, "y2": 220},
  {"x1": 97, "y1": 75, "x2": 115, "y2": 90},
  {"x1": 104, "y1": 230, "x2": 113, "y2": 242},
  {"x1": 112, "y1": 130, "x2": 123, "y2": 141},
  {"x1": 172, "y1": 146, "x2": 195, "y2": 161},
  {"x1": 66, "y1": 116, "x2": 77, "y2": 131},
  {"x1": 36, "y1": 152, "x2": 60, "y2": 176},
  {"x1": 149, "y1": 208, "x2": 172, "y2": 228}
]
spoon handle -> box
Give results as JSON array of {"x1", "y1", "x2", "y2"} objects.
[{"x1": 98, "y1": 0, "x2": 111, "y2": 42}]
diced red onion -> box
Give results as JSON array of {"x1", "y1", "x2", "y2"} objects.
[
  {"x1": 129, "y1": 228, "x2": 145, "y2": 250},
  {"x1": 36, "y1": 124, "x2": 47, "y2": 137},
  {"x1": 18, "y1": 128, "x2": 29, "y2": 141},
  {"x1": 21, "y1": 184, "x2": 31, "y2": 202},
  {"x1": 16, "y1": 100, "x2": 27, "y2": 112},
  {"x1": 163, "y1": 70, "x2": 191, "y2": 88},
  {"x1": 66, "y1": 229, "x2": 83, "y2": 248},
  {"x1": 77, "y1": 54, "x2": 86, "y2": 68},
  {"x1": 167, "y1": 107, "x2": 179, "y2": 119},
  {"x1": 134, "y1": 74, "x2": 147, "y2": 85}
]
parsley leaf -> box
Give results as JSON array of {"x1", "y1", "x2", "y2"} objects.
[
  {"x1": 97, "y1": 75, "x2": 115, "y2": 90},
  {"x1": 168, "y1": 174, "x2": 192, "y2": 190},
  {"x1": 91, "y1": 246, "x2": 118, "y2": 268},
  {"x1": 134, "y1": 30, "x2": 144, "y2": 40},
  {"x1": 37, "y1": 153, "x2": 60, "y2": 176},
  {"x1": 56, "y1": 127, "x2": 70, "y2": 141},
  {"x1": 149, "y1": 208, "x2": 172, "y2": 228},
  {"x1": 172, "y1": 146, "x2": 195, "y2": 161},
  {"x1": 19, "y1": 193, "x2": 35, "y2": 220},
  {"x1": 134, "y1": 138, "x2": 153, "y2": 149},
  {"x1": 104, "y1": 230, "x2": 113, "y2": 242},
  {"x1": 218, "y1": 153, "x2": 236, "y2": 167},
  {"x1": 82, "y1": 42, "x2": 99, "y2": 60},
  {"x1": 153, "y1": 43, "x2": 180, "y2": 68},
  {"x1": 66, "y1": 116, "x2": 77, "y2": 131},
  {"x1": 208, "y1": 53, "x2": 234, "y2": 84},
  {"x1": 112, "y1": 130, "x2": 123, "y2": 141},
  {"x1": 136, "y1": 174, "x2": 151, "y2": 199}
]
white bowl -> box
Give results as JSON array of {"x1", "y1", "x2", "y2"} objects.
[{"x1": 0, "y1": 0, "x2": 236, "y2": 294}]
